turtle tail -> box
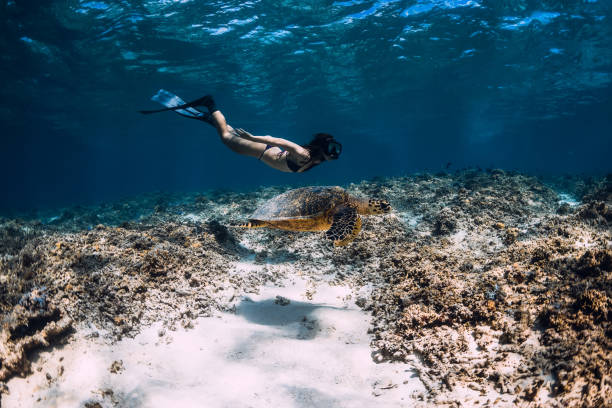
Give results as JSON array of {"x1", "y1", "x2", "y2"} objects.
[{"x1": 237, "y1": 220, "x2": 268, "y2": 229}]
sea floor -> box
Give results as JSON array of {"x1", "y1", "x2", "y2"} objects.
[
  {"x1": 0, "y1": 170, "x2": 610, "y2": 407},
  {"x1": 4, "y1": 276, "x2": 426, "y2": 408}
]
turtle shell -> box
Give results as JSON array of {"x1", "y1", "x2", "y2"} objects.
[{"x1": 250, "y1": 186, "x2": 348, "y2": 221}]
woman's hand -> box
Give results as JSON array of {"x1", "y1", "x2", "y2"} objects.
[
  {"x1": 235, "y1": 128, "x2": 253, "y2": 139},
  {"x1": 234, "y1": 128, "x2": 309, "y2": 162}
]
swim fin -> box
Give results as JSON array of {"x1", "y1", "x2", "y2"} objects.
[{"x1": 139, "y1": 89, "x2": 214, "y2": 125}]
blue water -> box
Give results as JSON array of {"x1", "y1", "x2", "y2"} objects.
[{"x1": 1, "y1": 0, "x2": 611, "y2": 213}]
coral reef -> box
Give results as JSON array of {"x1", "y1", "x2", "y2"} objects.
[{"x1": 0, "y1": 170, "x2": 610, "y2": 407}]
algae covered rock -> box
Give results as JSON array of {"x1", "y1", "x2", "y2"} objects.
[{"x1": 0, "y1": 289, "x2": 72, "y2": 381}]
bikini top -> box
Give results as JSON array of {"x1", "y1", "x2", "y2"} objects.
[{"x1": 286, "y1": 156, "x2": 302, "y2": 172}]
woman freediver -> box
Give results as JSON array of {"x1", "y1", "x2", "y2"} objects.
[{"x1": 140, "y1": 90, "x2": 342, "y2": 173}]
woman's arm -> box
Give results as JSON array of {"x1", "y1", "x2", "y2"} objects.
[{"x1": 234, "y1": 128, "x2": 310, "y2": 161}]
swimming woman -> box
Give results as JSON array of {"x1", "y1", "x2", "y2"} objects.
[{"x1": 140, "y1": 90, "x2": 342, "y2": 173}]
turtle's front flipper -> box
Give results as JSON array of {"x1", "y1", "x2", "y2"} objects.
[{"x1": 325, "y1": 206, "x2": 362, "y2": 246}]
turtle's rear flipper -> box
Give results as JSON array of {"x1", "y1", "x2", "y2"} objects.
[{"x1": 326, "y1": 206, "x2": 362, "y2": 246}]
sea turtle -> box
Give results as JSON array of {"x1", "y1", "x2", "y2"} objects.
[{"x1": 240, "y1": 186, "x2": 391, "y2": 246}]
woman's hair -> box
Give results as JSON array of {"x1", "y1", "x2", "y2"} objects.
[{"x1": 302, "y1": 133, "x2": 337, "y2": 162}]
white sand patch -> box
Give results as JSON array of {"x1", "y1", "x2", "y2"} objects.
[
  {"x1": 45, "y1": 215, "x2": 61, "y2": 224},
  {"x1": 230, "y1": 257, "x2": 261, "y2": 276},
  {"x1": 182, "y1": 213, "x2": 206, "y2": 223},
  {"x1": 397, "y1": 211, "x2": 422, "y2": 229},
  {"x1": 448, "y1": 229, "x2": 503, "y2": 257},
  {"x1": 572, "y1": 232, "x2": 599, "y2": 250},
  {"x1": 450, "y1": 230, "x2": 467, "y2": 246},
  {"x1": 238, "y1": 234, "x2": 269, "y2": 253},
  {"x1": 557, "y1": 193, "x2": 580, "y2": 206},
  {"x1": 4, "y1": 277, "x2": 425, "y2": 408}
]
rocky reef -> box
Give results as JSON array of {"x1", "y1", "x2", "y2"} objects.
[{"x1": 0, "y1": 170, "x2": 610, "y2": 407}]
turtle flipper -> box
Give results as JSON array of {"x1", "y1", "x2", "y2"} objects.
[{"x1": 325, "y1": 206, "x2": 362, "y2": 246}]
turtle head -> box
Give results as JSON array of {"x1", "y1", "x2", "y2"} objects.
[{"x1": 354, "y1": 198, "x2": 391, "y2": 215}]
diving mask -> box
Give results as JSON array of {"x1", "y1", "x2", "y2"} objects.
[{"x1": 326, "y1": 141, "x2": 342, "y2": 159}]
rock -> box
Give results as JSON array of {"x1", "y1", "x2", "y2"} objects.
[
  {"x1": 372, "y1": 351, "x2": 385, "y2": 363},
  {"x1": 0, "y1": 289, "x2": 72, "y2": 382},
  {"x1": 109, "y1": 360, "x2": 124, "y2": 374},
  {"x1": 504, "y1": 227, "x2": 519, "y2": 244},
  {"x1": 355, "y1": 296, "x2": 367, "y2": 308},
  {"x1": 432, "y1": 208, "x2": 456, "y2": 235},
  {"x1": 274, "y1": 296, "x2": 290, "y2": 306},
  {"x1": 557, "y1": 202, "x2": 571, "y2": 215}
]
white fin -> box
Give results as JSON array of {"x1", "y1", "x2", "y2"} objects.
[{"x1": 151, "y1": 89, "x2": 206, "y2": 119}]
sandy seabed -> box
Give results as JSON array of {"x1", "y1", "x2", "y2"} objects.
[{"x1": 0, "y1": 170, "x2": 610, "y2": 407}]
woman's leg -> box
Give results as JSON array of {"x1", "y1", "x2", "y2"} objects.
[
  {"x1": 209, "y1": 110, "x2": 267, "y2": 158},
  {"x1": 202, "y1": 98, "x2": 291, "y2": 171}
]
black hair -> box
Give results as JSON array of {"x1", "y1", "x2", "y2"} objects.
[{"x1": 302, "y1": 133, "x2": 340, "y2": 162}]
